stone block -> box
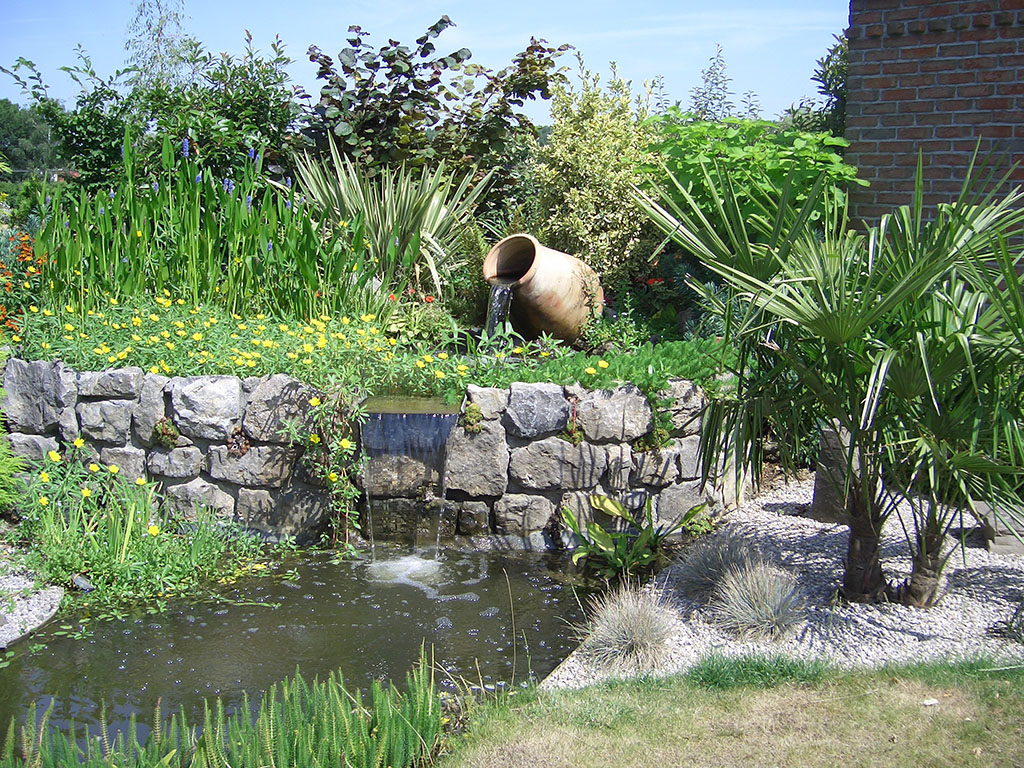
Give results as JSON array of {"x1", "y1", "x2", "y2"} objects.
[
  {"x1": 2, "y1": 359, "x2": 67, "y2": 434},
  {"x1": 99, "y1": 445, "x2": 147, "y2": 482},
  {"x1": 677, "y1": 436, "x2": 702, "y2": 481},
  {"x1": 660, "y1": 378, "x2": 706, "y2": 437},
  {"x1": 604, "y1": 444, "x2": 633, "y2": 491},
  {"x1": 492, "y1": 494, "x2": 555, "y2": 536},
  {"x1": 77, "y1": 367, "x2": 144, "y2": 399},
  {"x1": 576, "y1": 384, "x2": 652, "y2": 442},
  {"x1": 657, "y1": 481, "x2": 716, "y2": 528},
  {"x1": 207, "y1": 444, "x2": 296, "y2": 488},
  {"x1": 132, "y1": 374, "x2": 169, "y2": 446},
  {"x1": 633, "y1": 445, "x2": 680, "y2": 487},
  {"x1": 364, "y1": 453, "x2": 440, "y2": 497},
  {"x1": 466, "y1": 385, "x2": 508, "y2": 419},
  {"x1": 147, "y1": 446, "x2": 204, "y2": 478},
  {"x1": 510, "y1": 438, "x2": 607, "y2": 491},
  {"x1": 456, "y1": 500, "x2": 490, "y2": 535},
  {"x1": 169, "y1": 376, "x2": 242, "y2": 440},
  {"x1": 7, "y1": 433, "x2": 58, "y2": 464},
  {"x1": 504, "y1": 382, "x2": 569, "y2": 438},
  {"x1": 242, "y1": 373, "x2": 313, "y2": 444},
  {"x1": 445, "y1": 419, "x2": 509, "y2": 497},
  {"x1": 163, "y1": 477, "x2": 235, "y2": 519},
  {"x1": 270, "y1": 485, "x2": 331, "y2": 543},
  {"x1": 76, "y1": 400, "x2": 134, "y2": 444}
]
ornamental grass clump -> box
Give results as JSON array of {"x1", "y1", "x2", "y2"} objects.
[
  {"x1": 673, "y1": 530, "x2": 758, "y2": 600},
  {"x1": 579, "y1": 580, "x2": 676, "y2": 673},
  {"x1": 712, "y1": 560, "x2": 806, "y2": 640}
]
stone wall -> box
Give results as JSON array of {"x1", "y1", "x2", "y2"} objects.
[{"x1": 2, "y1": 358, "x2": 718, "y2": 548}]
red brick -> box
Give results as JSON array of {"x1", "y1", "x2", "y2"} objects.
[
  {"x1": 882, "y1": 87, "x2": 919, "y2": 101},
  {"x1": 957, "y1": 28, "x2": 1000, "y2": 42},
  {"x1": 977, "y1": 97, "x2": 1012, "y2": 110},
  {"x1": 901, "y1": 44, "x2": 940, "y2": 59},
  {"x1": 898, "y1": 74, "x2": 937, "y2": 87},
  {"x1": 957, "y1": 84, "x2": 996, "y2": 97},
  {"x1": 923, "y1": 3, "x2": 956, "y2": 17},
  {"x1": 901, "y1": 99, "x2": 938, "y2": 113},
  {"x1": 883, "y1": 61, "x2": 921, "y2": 74},
  {"x1": 978, "y1": 41, "x2": 1019, "y2": 55},
  {"x1": 958, "y1": 55, "x2": 1004, "y2": 69},
  {"x1": 914, "y1": 112, "x2": 956, "y2": 125},
  {"x1": 935, "y1": 125, "x2": 973, "y2": 138},
  {"x1": 943, "y1": 72, "x2": 980, "y2": 85},
  {"x1": 864, "y1": 76, "x2": 897, "y2": 88},
  {"x1": 939, "y1": 42, "x2": 980, "y2": 57},
  {"x1": 995, "y1": 83, "x2": 1024, "y2": 95},
  {"x1": 918, "y1": 85, "x2": 957, "y2": 99}
]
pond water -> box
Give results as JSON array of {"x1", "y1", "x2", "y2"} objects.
[{"x1": 0, "y1": 546, "x2": 594, "y2": 741}]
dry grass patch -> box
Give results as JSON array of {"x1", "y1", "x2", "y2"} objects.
[{"x1": 438, "y1": 662, "x2": 1024, "y2": 768}]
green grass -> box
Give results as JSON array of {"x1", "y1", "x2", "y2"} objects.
[{"x1": 438, "y1": 656, "x2": 1024, "y2": 768}]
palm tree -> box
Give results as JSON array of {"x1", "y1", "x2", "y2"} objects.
[{"x1": 635, "y1": 157, "x2": 1024, "y2": 605}]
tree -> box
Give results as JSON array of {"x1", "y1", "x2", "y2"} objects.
[
  {"x1": 0, "y1": 100, "x2": 60, "y2": 180},
  {"x1": 124, "y1": 0, "x2": 201, "y2": 91},
  {"x1": 635, "y1": 156, "x2": 1024, "y2": 606}
]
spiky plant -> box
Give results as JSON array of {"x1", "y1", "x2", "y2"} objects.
[
  {"x1": 713, "y1": 560, "x2": 805, "y2": 640},
  {"x1": 672, "y1": 530, "x2": 758, "y2": 600},
  {"x1": 579, "y1": 580, "x2": 676, "y2": 673}
]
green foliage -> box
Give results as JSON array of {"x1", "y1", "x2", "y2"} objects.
[
  {"x1": 0, "y1": 99, "x2": 57, "y2": 180},
  {"x1": 8, "y1": 440, "x2": 263, "y2": 611},
  {"x1": 688, "y1": 44, "x2": 760, "y2": 121},
  {"x1": 579, "y1": 581, "x2": 675, "y2": 673},
  {"x1": 307, "y1": 17, "x2": 568, "y2": 174},
  {"x1": 151, "y1": 416, "x2": 179, "y2": 449},
  {"x1": 443, "y1": 219, "x2": 491, "y2": 328},
  {"x1": 35, "y1": 132, "x2": 365, "y2": 318},
  {"x1": 813, "y1": 35, "x2": 848, "y2": 137},
  {"x1": 1, "y1": 656, "x2": 441, "y2": 768},
  {"x1": 460, "y1": 402, "x2": 483, "y2": 434},
  {"x1": 562, "y1": 494, "x2": 703, "y2": 578},
  {"x1": 686, "y1": 654, "x2": 828, "y2": 690},
  {"x1": 531, "y1": 60, "x2": 662, "y2": 288},
  {"x1": 290, "y1": 137, "x2": 492, "y2": 296},
  {"x1": 0, "y1": 386, "x2": 25, "y2": 515}
]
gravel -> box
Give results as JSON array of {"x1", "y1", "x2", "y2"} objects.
[
  {"x1": 543, "y1": 474, "x2": 1024, "y2": 690},
  {"x1": 0, "y1": 545, "x2": 63, "y2": 650}
]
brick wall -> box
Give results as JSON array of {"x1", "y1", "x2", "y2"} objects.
[{"x1": 845, "y1": 0, "x2": 1024, "y2": 226}]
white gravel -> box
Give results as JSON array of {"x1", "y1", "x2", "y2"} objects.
[
  {"x1": 543, "y1": 474, "x2": 1024, "y2": 690},
  {"x1": 0, "y1": 545, "x2": 63, "y2": 650}
]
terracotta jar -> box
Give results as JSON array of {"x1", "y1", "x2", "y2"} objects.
[{"x1": 482, "y1": 234, "x2": 604, "y2": 342}]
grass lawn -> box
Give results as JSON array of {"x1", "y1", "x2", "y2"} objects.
[{"x1": 438, "y1": 657, "x2": 1024, "y2": 768}]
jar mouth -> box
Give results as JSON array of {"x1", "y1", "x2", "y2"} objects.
[{"x1": 483, "y1": 234, "x2": 538, "y2": 286}]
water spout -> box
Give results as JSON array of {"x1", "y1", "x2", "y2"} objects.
[{"x1": 484, "y1": 283, "x2": 514, "y2": 340}]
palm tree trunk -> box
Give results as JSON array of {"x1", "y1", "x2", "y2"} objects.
[
  {"x1": 896, "y1": 520, "x2": 944, "y2": 608},
  {"x1": 841, "y1": 490, "x2": 889, "y2": 602}
]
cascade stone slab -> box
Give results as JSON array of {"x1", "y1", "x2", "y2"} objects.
[
  {"x1": 242, "y1": 374, "x2": 313, "y2": 444},
  {"x1": 236, "y1": 487, "x2": 276, "y2": 528},
  {"x1": 509, "y1": 437, "x2": 607, "y2": 490},
  {"x1": 207, "y1": 444, "x2": 295, "y2": 488},
  {"x1": 133, "y1": 374, "x2": 169, "y2": 446},
  {"x1": 504, "y1": 382, "x2": 569, "y2": 438},
  {"x1": 576, "y1": 384, "x2": 652, "y2": 442},
  {"x1": 676, "y1": 436, "x2": 702, "y2": 481},
  {"x1": 163, "y1": 477, "x2": 235, "y2": 519},
  {"x1": 445, "y1": 419, "x2": 509, "y2": 497},
  {"x1": 492, "y1": 494, "x2": 555, "y2": 536},
  {"x1": 169, "y1": 376, "x2": 243, "y2": 440},
  {"x1": 365, "y1": 454, "x2": 440, "y2": 497},
  {"x1": 77, "y1": 367, "x2": 144, "y2": 399},
  {"x1": 466, "y1": 385, "x2": 508, "y2": 420},
  {"x1": 147, "y1": 446, "x2": 204, "y2": 478},
  {"x1": 271, "y1": 485, "x2": 330, "y2": 543},
  {"x1": 76, "y1": 400, "x2": 134, "y2": 444}
]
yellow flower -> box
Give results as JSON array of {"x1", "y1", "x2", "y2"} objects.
[
  {"x1": 148, "y1": 313, "x2": 160, "y2": 322},
  {"x1": 47, "y1": 450, "x2": 61, "y2": 463},
  {"x1": 423, "y1": 355, "x2": 434, "y2": 363},
  {"x1": 540, "y1": 351, "x2": 550, "y2": 358},
  {"x1": 108, "y1": 464, "x2": 120, "y2": 474},
  {"x1": 585, "y1": 367, "x2": 597, "y2": 375},
  {"x1": 598, "y1": 360, "x2": 609, "y2": 369},
  {"x1": 339, "y1": 438, "x2": 352, "y2": 451},
  {"x1": 88, "y1": 463, "x2": 99, "y2": 472},
  {"x1": 434, "y1": 370, "x2": 445, "y2": 379},
  {"x1": 457, "y1": 364, "x2": 468, "y2": 372},
  {"x1": 63, "y1": 323, "x2": 74, "y2": 331},
  {"x1": 512, "y1": 347, "x2": 524, "y2": 354},
  {"x1": 136, "y1": 229, "x2": 142, "y2": 238},
  {"x1": 135, "y1": 477, "x2": 146, "y2": 486},
  {"x1": 11, "y1": 335, "x2": 20, "y2": 342},
  {"x1": 438, "y1": 352, "x2": 448, "y2": 360},
  {"x1": 39, "y1": 472, "x2": 50, "y2": 483},
  {"x1": 416, "y1": 360, "x2": 426, "y2": 369},
  {"x1": 341, "y1": 316, "x2": 350, "y2": 325},
  {"x1": 29, "y1": 305, "x2": 38, "y2": 313},
  {"x1": 309, "y1": 434, "x2": 321, "y2": 445},
  {"x1": 327, "y1": 472, "x2": 338, "y2": 483},
  {"x1": 81, "y1": 487, "x2": 92, "y2": 498},
  {"x1": 150, "y1": 366, "x2": 160, "y2": 374},
  {"x1": 73, "y1": 437, "x2": 85, "y2": 449},
  {"x1": 38, "y1": 496, "x2": 48, "y2": 506},
  {"x1": 302, "y1": 343, "x2": 314, "y2": 353},
  {"x1": 147, "y1": 524, "x2": 160, "y2": 536},
  {"x1": 309, "y1": 397, "x2": 322, "y2": 407},
  {"x1": 43, "y1": 308, "x2": 53, "y2": 316}
]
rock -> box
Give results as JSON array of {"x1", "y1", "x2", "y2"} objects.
[
  {"x1": 270, "y1": 485, "x2": 331, "y2": 543},
  {"x1": 604, "y1": 444, "x2": 633, "y2": 491},
  {"x1": 576, "y1": 384, "x2": 652, "y2": 442},
  {"x1": 169, "y1": 376, "x2": 243, "y2": 440},
  {"x1": 660, "y1": 379, "x2": 706, "y2": 437},
  {"x1": 657, "y1": 481, "x2": 716, "y2": 527},
  {"x1": 242, "y1": 374, "x2": 312, "y2": 444},
  {"x1": 445, "y1": 419, "x2": 509, "y2": 497},
  {"x1": 633, "y1": 444, "x2": 681, "y2": 487},
  {"x1": 559, "y1": 490, "x2": 617, "y2": 532},
  {"x1": 241, "y1": 376, "x2": 263, "y2": 394},
  {"x1": 7, "y1": 433, "x2": 58, "y2": 464},
  {"x1": 236, "y1": 487, "x2": 276, "y2": 527},
  {"x1": 2, "y1": 359, "x2": 66, "y2": 434},
  {"x1": 504, "y1": 382, "x2": 569, "y2": 438},
  {"x1": 364, "y1": 454, "x2": 440, "y2": 497},
  {"x1": 457, "y1": 501, "x2": 490, "y2": 535},
  {"x1": 76, "y1": 400, "x2": 134, "y2": 444},
  {"x1": 99, "y1": 445, "x2": 147, "y2": 482},
  {"x1": 147, "y1": 446, "x2": 204, "y2": 478},
  {"x1": 466, "y1": 385, "x2": 508, "y2": 420},
  {"x1": 163, "y1": 477, "x2": 235, "y2": 519},
  {"x1": 133, "y1": 374, "x2": 169, "y2": 446},
  {"x1": 57, "y1": 407, "x2": 79, "y2": 443},
  {"x1": 493, "y1": 494, "x2": 555, "y2": 536},
  {"x1": 676, "y1": 435, "x2": 702, "y2": 480},
  {"x1": 77, "y1": 367, "x2": 144, "y2": 399},
  {"x1": 509, "y1": 438, "x2": 607, "y2": 490},
  {"x1": 207, "y1": 444, "x2": 296, "y2": 488},
  {"x1": 809, "y1": 425, "x2": 854, "y2": 525},
  {"x1": 366, "y1": 497, "x2": 451, "y2": 544}
]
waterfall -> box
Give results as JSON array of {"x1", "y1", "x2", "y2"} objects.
[{"x1": 484, "y1": 283, "x2": 514, "y2": 339}]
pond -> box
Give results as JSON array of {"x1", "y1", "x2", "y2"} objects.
[{"x1": 0, "y1": 546, "x2": 595, "y2": 741}]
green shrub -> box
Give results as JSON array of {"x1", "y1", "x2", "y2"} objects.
[
  {"x1": 712, "y1": 560, "x2": 805, "y2": 640},
  {"x1": 2, "y1": 656, "x2": 441, "y2": 768},
  {"x1": 530, "y1": 61, "x2": 662, "y2": 290},
  {"x1": 0, "y1": 378, "x2": 25, "y2": 513},
  {"x1": 579, "y1": 581, "x2": 675, "y2": 673}
]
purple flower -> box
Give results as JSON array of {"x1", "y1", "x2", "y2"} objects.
[
  {"x1": 266, "y1": 241, "x2": 273, "y2": 252},
  {"x1": 152, "y1": 181, "x2": 159, "y2": 194},
  {"x1": 182, "y1": 137, "x2": 190, "y2": 158},
  {"x1": 109, "y1": 189, "x2": 115, "y2": 199},
  {"x1": 228, "y1": 180, "x2": 235, "y2": 194},
  {"x1": 248, "y1": 147, "x2": 256, "y2": 160},
  {"x1": 99, "y1": 207, "x2": 105, "y2": 215},
  {"x1": 195, "y1": 173, "x2": 202, "y2": 184},
  {"x1": 285, "y1": 176, "x2": 292, "y2": 188},
  {"x1": 45, "y1": 195, "x2": 51, "y2": 204},
  {"x1": 285, "y1": 199, "x2": 291, "y2": 209},
  {"x1": 63, "y1": 220, "x2": 69, "y2": 228},
  {"x1": 246, "y1": 195, "x2": 252, "y2": 211}
]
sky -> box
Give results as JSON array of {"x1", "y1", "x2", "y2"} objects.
[{"x1": 0, "y1": 1, "x2": 850, "y2": 123}]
